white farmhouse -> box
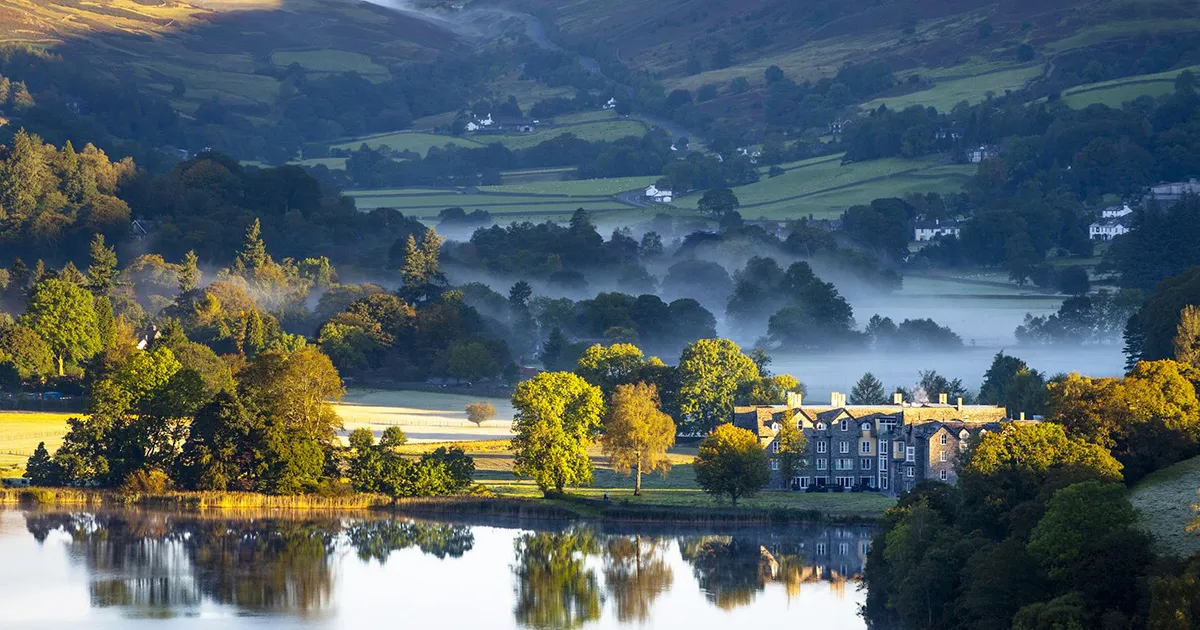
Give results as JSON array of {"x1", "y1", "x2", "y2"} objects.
[
  {"x1": 1089, "y1": 216, "x2": 1131, "y2": 240},
  {"x1": 603, "y1": 98, "x2": 617, "y2": 110},
  {"x1": 644, "y1": 185, "x2": 673, "y2": 203},
  {"x1": 1102, "y1": 204, "x2": 1133, "y2": 219},
  {"x1": 914, "y1": 219, "x2": 960, "y2": 242}
]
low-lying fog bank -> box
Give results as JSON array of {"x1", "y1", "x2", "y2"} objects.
[{"x1": 773, "y1": 345, "x2": 1125, "y2": 400}]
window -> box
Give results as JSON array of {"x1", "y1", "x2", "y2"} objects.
[
  {"x1": 841, "y1": 420, "x2": 848, "y2": 431},
  {"x1": 881, "y1": 475, "x2": 889, "y2": 490},
  {"x1": 894, "y1": 441, "x2": 905, "y2": 456},
  {"x1": 861, "y1": 477, "x2": 873, "y2": 488},
  {"x1": 816, "y1": 422, "x2": 826, "y2": 430},
  {"x1": 905, "y1": 446, "x2": 915, "y2": 462},
  {"x1": 861, "y1": 422, "x2": 871, "y2": 431},
  {"x1": 837, "y1": 476, "x2": 853, "y2": 488},
  {"x1": 940, "y1": 433, "x2": 948, "y2": 445},
  {"x1": 861, "y1": 458, "x2": 872, "y2": 470},
  {"x1": 797, "y1": 477, "x2": 810, "y2": 489},
  {"x1": 770, "y1": 459, "x2": 780, "y2": 471},
  {"x1": 879, "y1": 455, "x2": 888, "y2": 471},
  {"x1": 838, "y1": 543, "x2": 849, "y2": 555},
  {"x1": 939, "y1": 469, "x2": 949, "y2": 481},
  {"x1": 816, "y1": 543, "x2": 827, "y2": 555},
  {"x1": 861, "y1": 441, "x2": 871, "y2": 454},
  {"x1": 771, "y1": 442, "x2": 779, "y2": 454},
  {"x1": 816, "y1": 458, "x2": 828, "y2": 471},
  {"x1": 816, "y1": 441, "x2": 827, "y2": 454},
  {"x1": 839, "y1": 442, "x2": 850, "y2": 454},
  {"x1": 939, "y1": 451, "x2": 948, "y2": 462},
  {"x1": 878, "y1": 439, "x2": 888, "y2": 453},
  {"x1": 906, "y1": 466, "x2": 915, "y2": 478}
]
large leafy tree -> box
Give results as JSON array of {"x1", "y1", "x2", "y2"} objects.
[
  {"x1": 510, "y1": 371, "x2": 605, "y2": 494},
  {"x1": 677, "y1": 338, "x2": 759, "y2": 434},
  {"x1": 176, "y1": 391, "x2": 267, "y2": 491},
  {"x1": 773, "y1": 411, "x2": 807, "y2": 485},
  {"x1": 601, "y1": 383, "x2": 676, "y2": 495},
  {"x1": 575, "y1": 343, "x2": 649, "y2": 394},
  {"x1": 20, "y1": 278, "x2": 101, "y2": 375},
  {"x1": 693, "y1": 423, "x2": 769, "y2": 505},
  {"x1": 239, "y1": 346, "x2": 345, "y2": 443}
]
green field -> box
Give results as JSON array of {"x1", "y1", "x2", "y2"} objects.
[
  {"x1": 865, "y1": 65, "x2": 1044, "y2": 112},
  {"x1": 336, "y1": 389, "x2": 516, "y2": 444},
  {"x1": 1061, "y1": 65, "x2": 1200, "y2": 109},
  {"x1": 680, "y1": 156, "x2": 974, "y2": 219},
  {"x1": 0, "y1": 411, "x2": 74, "y2": 477},
  {"x1": 480, "y1": 176, "x2": 657, "y2": 196},
  {"x1": 333, "y1": 132, "x2": 483, "y2": 156},
  {"x1": 332, "y1": 118, "x2": 647, "y2": 156},
  {"x1": 271, "y1": 49, "x2": 389, "y2": 81},
  {"x1": 1130, "y1": 456, "x2": 1200, "y2": 558}
]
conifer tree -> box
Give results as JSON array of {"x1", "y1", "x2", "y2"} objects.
[
  {"x1": 234, "y1": 219, "x2": 268, "y2": 271},
  {"x1": 850, "y1": 372, "x2": 887, "y2": 405},
  {"x1": 178, "y1": 250, "x2": 201, "y2": 294},
  {"x1": 86, "y1": 234, "x2": 118, "y2": 295}
]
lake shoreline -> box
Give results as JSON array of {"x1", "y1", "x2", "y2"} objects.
[{"x1": 0, "y1": 488, "x2": 883, "y2": 525}]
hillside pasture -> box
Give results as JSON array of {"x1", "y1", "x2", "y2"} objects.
[
  {"x1": 332, "y1": 132, "x2": 483, "y2": 155},
  {"x1": 864, "y1": 65, "x2": 1043, "y2": 112},
  {"x1": 1130, "y1": 455, "x2": 1200, "y2": 558},
  {"x1": 1060, "y1": 65, "x2": 1200, "y2": 109},
  {"x1": 271, "y1": 49, "x2": 390, "y2": 81}
]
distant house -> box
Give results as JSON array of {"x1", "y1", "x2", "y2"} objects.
[
  {"x1": 644, "y1": 185, "x2": 673, "y2": 203},
  {"x1": 129, "y1": 219, "x2": 155, "y2": 241},
  {"x1": 603, "y1": 97, "x2": 617, "y2": 110},
  {"x1": 914, "y1": 219, "x2": 960, "y2": 242},
  {"x1": 1148, "y1": 179, "x2": 1200, "y2": 203},
  {"x1": 1090, "y1": 215, "x2": 1132, "y2": 240},
  {"x1": 935, "y1": 128, "x2": 964, "y2": 140},
  {"x1": 465, "y1": 113, "x2": 494, "y2": 133},
  {"x1": 967, "y1": 145, "x2": 1000, "y2": 163},
  {"x1": 828, "y1": 118, "x2": 851, "y2": 141},
  {"x1": 1102, "y1": 204, "x2": 1134, "y2": 218},
  {"x1": 493, "y1": 116, "x2": 538, "y2": 133},
  {"x1": 737, "y1": 147, "x2": 762, "y2": 164}
]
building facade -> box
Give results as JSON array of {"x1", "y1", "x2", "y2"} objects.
[{"x1": 733, "y1": 393, "x2": 1014, "y2": 497}]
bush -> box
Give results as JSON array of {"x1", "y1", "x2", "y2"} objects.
[{"x1": 121, "y1": 468, "x2": 173, "y2": 494}]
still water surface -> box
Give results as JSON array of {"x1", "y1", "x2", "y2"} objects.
[{"x1": 0, "y1": 509, "x2": 873, "y2": 629}]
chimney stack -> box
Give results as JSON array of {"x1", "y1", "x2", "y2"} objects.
[
  {"x1": 1019, "y1": 411, "x2": 1026, "y2": 421},
  {"x1": 956, "y1": 397, "x2": 963, "y2": 411},
  {"x1": 830, "y1": 392, "x2": 846, "y2": 408},
  {"x1": 786, "y1": 391, "x2": 803, "y2": 409},
  {"x1": 938, "y1": 393, "x2": 948, "y2": 405},
  {"x1": 893, "y1": 392, "x2": 904, "y2": 405}
]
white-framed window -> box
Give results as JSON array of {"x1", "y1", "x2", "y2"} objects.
[
  {"x1": 816, "y1": 543, "x2": 827, "y2": 555},
  {"x1": 839, "y1": 442, "x2": 850, "y2": 454},
  {"x1": 861, "y1": 541, "x2": 871, "y2": 554},
  {"x1": 770, "y1": 459, "x2": 780, "y2": 471},
  {"x1": 940, "y1": 451, "x2": 948, "y2": 462},
  {"x1": 906, "y1": 466, "x2": 915, "y2": 478},
  {"x1": 817, "y1": 441, "x2": 827, "y2": 454},
  {"x1": 878, "y1": 439, "x2": 888, "y2": 452},
  {"x1": 838, "y1": 543, "x2": 849, "y2": 555},
  {"x1": 861, "y1": 422, "x2": 871, "y2": 431},
  {"x1": 861, "y1": 441, "x2": 871, "y2": 454},
  {"x1": 895, "y1": 441, "x2": 905, "y2": 456},
  {"x1": 841, "y1": 420, "x2": 848, "y2": 431},
  {"x1": 771, "y1": 442, "x2": 779, "y2": 454},
  {"x1": 861, "y1": 476, "x2": 873, "y2": 488},
  {"x1": 881, "y1": 475, "x2": 889, "y2": 490},
  {"x1": 816, "y1": 422, "x2": 827, "y2": 430},
  {"x1": 939, "y1": 469, "x2": 949, "y2": 481},
  {"x1": 816, "y1": 458, "x2": 828, "y2": 470},
  {"x1": 940, "y1": 433, "x2": 948, "y2": 445},
  {"x1": 837, "y1": 476, "x2": 854, "y2": 488},
  {"x1": 797, "y1": 477, "x2": 810, "y2": 489},
  {"x1": 905, "y1": 446, "x2": 915, "y2": 462},
  {"x1": 879, "y1": 455, "x2": 888, "y2": 471},
  {"x1": 861, "y1": 458, "x2": 872, "y2": 470}
]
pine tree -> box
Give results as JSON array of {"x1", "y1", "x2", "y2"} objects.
[
  {"x1": 243, "y1": 310, "x2": 265, "y2": 357},
  {"x1": 24, "y1": 442, "x2": 58, "y2": 486},
  {"x1": 9, "y1": 81, "x2": 33, "y2": 112},
  {"x1": 400, "y1": 234, "x2": 425, "y2": 287},
  {"x1": 540, "y1": 327, "x2": 568, "y2": 371},
  {"x1": 1173, "y1": 305, "x2": 1200, "y2": 369},
  {"x1": 57, "y1": 261, "x2": 85, "y2": 285},
  {"x1": 94, "y1": 295, "x2": 116, "y2": 350},
  {"x1": 421, "y1": 228, "x2": 443, "y2": 282},
  {"x1": 234, "y1": 219, "x2": 268, "y2": 271},
  {"x1": 59, "y1": 141, "x2": 86, "y2": 203},
  {"x1": 86, "y1": 234, "x2": 118, "y2": 295},
  {"x1": 0, "y1": 130, "x2": 53, "y2": 219},
  {"x1": 850, "y1": 372, "x2": 887, "y2": 405},
  {"x1": 178, "y1": 250, "x2": 201, "y2": 294}
]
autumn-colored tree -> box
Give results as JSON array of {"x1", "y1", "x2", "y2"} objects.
[
  {"x1": 1173, "y1": 305, "x2": 1200, "y2": 368},
  {"x1": 601, "y1": 383, "x2": 676, "y2": 495},
  {"x1": 773, "y1": 410, "x2": 808, "y2": 486},
  {"x1": 465, "y1": 402, "x2": 497, "y2": 426},
  {"x1": 693, "y1": 423, "x2": 769, "y2": 505}
]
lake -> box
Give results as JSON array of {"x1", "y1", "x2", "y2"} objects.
[{"x1": 0, "y1": 509, "x2": 874, "y2": 629}]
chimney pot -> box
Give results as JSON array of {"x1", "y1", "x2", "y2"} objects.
[
  {"x1": 938, "y1": 393, "x2": 948, "y2": 405},
  {"x1": 956, "y1": 397, "x2": 963, "y2": 411},
  {"x1": 892, "y1": 392, "x2": 904, "y2": 405}
]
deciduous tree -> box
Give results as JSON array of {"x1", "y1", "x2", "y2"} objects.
[
  {"x1": 20, "y1": 278, "x2": 101, "y2": 375},
  {"x1": 601, "y1": 383, "x2": 676, "y2": 495},
  {"x1": 511, "y1": 372, "x2": 604, "y2": 494},
  {"x1": 465, "y1": 402, "x2": 496, "y2": 426},
  {"x1": 693, "y1": 423, "x2": 769, "y2": 505},
  {"x1": 677, "y1": 338, "x2": 759, "y2": 434}
]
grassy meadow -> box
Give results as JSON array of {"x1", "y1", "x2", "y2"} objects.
[
  {"x1": 1130, "y1": 456, "x2": 1200, "y2": 558},
  {"x1": 335, "y1": 389, "x2": 515, "y2": 443},
  {"x1": 0, "y1": 412, "x2": 74, "y2": 478},
  {"x1": 864, "y1": 65, "x2": 1044, "y2": 112},
  {"x1": 1060, "y1": 64, "x2": 1200, "y2": 109}
]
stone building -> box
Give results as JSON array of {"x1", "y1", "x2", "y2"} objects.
[{"x1": 732, "y1": 392, "x2": 1019, "y2": 496}]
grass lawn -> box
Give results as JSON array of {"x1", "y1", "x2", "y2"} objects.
[
  {"x1": 332, "y1": 132, "x2": 484, "y2": 155},
  {"x1": 410, "y1": 439, "x2": 895, "y2": 518},
  {"x1": 0, "y1": 411, "x2": 75, "y2": 478},
  {"x1": 335, "y1": 389, "x2": 515, "y2": 444},
  {"x1": 1130, "y1": 456, "x2": 1200, "y2": 558}
]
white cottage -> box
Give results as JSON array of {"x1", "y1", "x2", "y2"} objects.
[{"x1": 644, "y1": 185, "x2": 673, "y2": 203}]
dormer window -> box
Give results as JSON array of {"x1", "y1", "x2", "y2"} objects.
[
  {"x1": 841, "y1": 421, "x2": 849, "y2": 431},
  {"x1": 940, "y1": 434, "x2": 948, "y2": 445},
  {"x1": 816, "y1": 422, "x2": 827, "y2": 430},
  {"x1": 861, "y1": 422, "x2": 871, "y2": 431}
]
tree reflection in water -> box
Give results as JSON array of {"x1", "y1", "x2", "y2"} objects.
[
  {"x1": 511, "y1": 528, "x2": 604, "y2": 629},
  {"x1": 22, "y1": 511, "x2": 475, "y2": 618},
  {"x1": 603, "y1": 535, "x2": 673, "y2": 623}
]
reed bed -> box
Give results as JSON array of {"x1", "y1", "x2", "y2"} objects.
[{"x1": 0, "y1": 488, "x2": 392, "y2": 510}]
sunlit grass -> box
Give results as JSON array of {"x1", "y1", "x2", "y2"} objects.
[
  {"x1": 0, "y1": 411, "x2": 75, "y2": 477},
  {"x1": 1130, "y1": 455, "x2": 1200, "y2": 558}
]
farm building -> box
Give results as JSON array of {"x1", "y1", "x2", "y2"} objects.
[
  {"x1": 644, "y1": 185, "x2": 673, "y2": 203},
  {"x1": 603, "y1": 97, "x2": 617, "y2": 110},
  {"x1": 1090, "y1": 215, "x2": 1131, "y2": 240},
  {"x1": 1148, "y1": 179, "x2": 1200, "y2": 202},
  {"x1": 967, "y1": 145, "x2": 1000, "y2": 163},
  {"x1": 913, "y1": 219, "x2": 960, "y2": 241}
]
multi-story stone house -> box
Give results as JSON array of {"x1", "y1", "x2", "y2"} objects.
[{"x1": 733, "y1": 392, "x2": 1018, "y2": 496}]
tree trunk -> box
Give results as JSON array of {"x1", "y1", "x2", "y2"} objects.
[
  {"x1": 634, "y1": 461, "x2": 642, "y2": 496},
  {"x1": 57, "y1": 355, "x2": 64, "y2": 377}
]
